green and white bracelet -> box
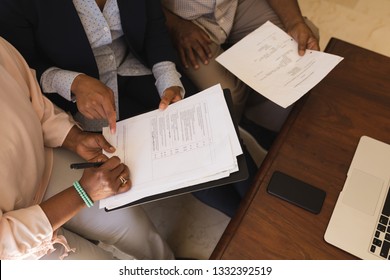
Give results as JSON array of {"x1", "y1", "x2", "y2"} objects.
[{"x1": 73, "y1": 181, "x2": 94, "y2": 208}]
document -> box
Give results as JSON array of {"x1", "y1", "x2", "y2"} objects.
[
  {"x1": 216, "y1": 21, "x2": 344, "y2": 108},
  {"x1": 100, "y1": 84, "x2": 243, "y2": 210}
]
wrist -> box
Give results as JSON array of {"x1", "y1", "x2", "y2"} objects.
[
  {"x1": 62, "y1": 125, "x2": 83, "y2": 153},
  {"x1": 286, "y1": 18, "x2": 305, "y2": 30},
  {"x1": 70, "y1": 73, "x2": 86, "y2": 97},
  {"x1": 163, "y1": 7, "x2": 183, "y2": 30},
  {"x1": 73, "y1": 181, "x2": 94, "y2": 208}
]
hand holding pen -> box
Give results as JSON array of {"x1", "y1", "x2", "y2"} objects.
[
  {"x1": 71, "y1": 157, "x2": 131, "y2": 202},
  {"x1": 71, "y1": 162, "x2": 128, "y2": 185}
]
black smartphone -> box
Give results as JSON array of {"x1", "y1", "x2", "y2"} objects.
[{"x1": 267, "y1": 171, "x2": 326, "y2": 214}]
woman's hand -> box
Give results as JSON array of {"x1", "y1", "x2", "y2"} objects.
[
  {"x1": 71, "y1": 74, "x2": 117, "y2": 134},
  {"x1": 62, "y1": 125, "x2": 115, "y2": 162},
  {"x1": 40, "y1": 156, "x2": 130, "y2": 230},
  {"x1": 79, "y1": 156, "x2": 131, "y2": 202},
  {"x1": 159, "y1": 86, "x2": 182, "y2": 110}
]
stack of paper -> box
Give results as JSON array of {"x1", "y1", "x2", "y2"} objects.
[{"x1": 100, "y1": 84, "x2": 242, "y2": 210}]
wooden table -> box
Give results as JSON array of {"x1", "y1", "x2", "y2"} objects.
[{"x1": 211, "y1": 38, "x2": 390, "y2": 259}]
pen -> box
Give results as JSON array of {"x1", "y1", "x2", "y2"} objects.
[{"x1": 70, "y1": 162, "x2": 104, "y2": 169}]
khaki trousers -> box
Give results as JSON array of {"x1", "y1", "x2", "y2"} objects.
[
  {"x1": 41, "y1": 148, "x2": 173, "y2": 260},
  {"x1": 181, "y1": 0, "x2": 319, "y2": 132}
]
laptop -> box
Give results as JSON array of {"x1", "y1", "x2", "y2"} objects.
[{"x1": 324, "y1": 136, "x2": 390, "y2": 260}]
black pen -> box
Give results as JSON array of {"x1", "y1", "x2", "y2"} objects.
[{"x1": 70, "y1": 162, "x2": 104, "y2": 169}]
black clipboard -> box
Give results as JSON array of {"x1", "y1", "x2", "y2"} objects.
[{"x1": 105, "y1": 89, "x2": 248, "y2": 211}]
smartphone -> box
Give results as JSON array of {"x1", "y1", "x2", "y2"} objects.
[{"x1": 267, "y1": 171, "x2": 326, "y2": 214}]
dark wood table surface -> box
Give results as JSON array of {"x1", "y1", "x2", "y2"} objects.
[{"x1": 211, "y1": 38, "x2": 390, "y2": 259}]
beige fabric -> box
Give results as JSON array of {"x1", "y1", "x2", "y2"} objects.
[
  {"x1": 168, "y1": 0, "x2": 285, "y2": 126},
  {"x1": 162, "y1": 0, "x2": 238, "y2": 44},
  {"x1": 163, "y1": 0, "x2": 319, "y2": 131},
  {"x1": 0, "y1": 37, "x2": 75, "y2": 259}
]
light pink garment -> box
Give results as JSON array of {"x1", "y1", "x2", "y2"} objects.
[{"x1": 0, "y1": 37, "x2": 76, "y2": 259}]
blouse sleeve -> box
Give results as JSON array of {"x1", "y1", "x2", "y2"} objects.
[
  {"x1": 30, "y1": 67, "x2": 77, "y2": 147},
  {"x1": 152, "y1": 61, "x2": 185, "y2": 98},
  {"x1": 0, "y1": 37, "x2": 76, "y2": 259},
  {"x1": 0, "y1": 206, "x2": 54, "y2": 260},
  {"x1": 40, "y1": 67, "x2": 82, "y2": 102}
]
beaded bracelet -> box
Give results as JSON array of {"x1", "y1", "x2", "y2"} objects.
[{"x1": 73, "y1": 181, "x2": 94, "y2": 208}]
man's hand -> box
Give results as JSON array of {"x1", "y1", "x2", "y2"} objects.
[
  {"x1": 286, "y1": 21, "x2": 320, "y2": 56},
  {"x1": 71, "y1": 74, "x2": 117, "y2": 134},
  {"x1": 164, "y1": 8, "x2": 212, "y2": 69},
  {"x1": 159, "y1": 86, "x2": 182, "y2": 110},
  {"x1": 62, "y1": 125, "x2": 116, "y2": 162},
  {"x1": 265, "y1": 0, "x2": 320, "y2": 55}
]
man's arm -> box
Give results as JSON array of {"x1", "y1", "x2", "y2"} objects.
[
  {"x1": 266, "y1": 0, "x2": 305, "y2": 30},
  {"x1": 266, "y1": 0, "x2": 320, "y2": 55},
  {"x1": 162, "y1": 7, "x2": 213, "y2": 69}
]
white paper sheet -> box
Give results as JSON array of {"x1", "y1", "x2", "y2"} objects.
[
  {"x1": 100, "y1": 84, "x2": 242, "y2": 209},
  {"x1": 216, "y1": 21, "x2": 344, "y2": 108}
]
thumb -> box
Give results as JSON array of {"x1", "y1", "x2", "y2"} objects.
[
  {"x1": 96, "y1": 135, "x2": 116, "y2": 154},
  {"x1": 159, "y1": 91, "x2": 175, "y2": 110},
  {"x1": 159, "y1": 98, "x2": 170, "y2": 110}
]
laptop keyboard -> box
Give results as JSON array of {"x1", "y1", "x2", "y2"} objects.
[{"x1": 370, "y1": 186, "x2": 390, "y2": 259}]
